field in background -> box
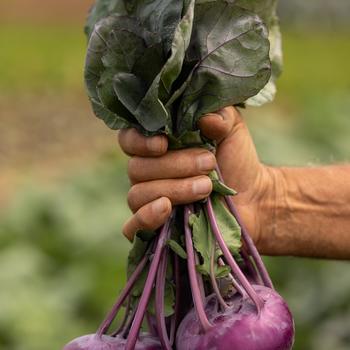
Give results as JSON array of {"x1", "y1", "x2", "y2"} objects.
[{"x1": 0, "y1": 5, "x2": 350, "y2": 350}]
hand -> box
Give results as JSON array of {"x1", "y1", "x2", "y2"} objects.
[{"x1": 118, "y1": 106, "x2": 274, "y2": 248}]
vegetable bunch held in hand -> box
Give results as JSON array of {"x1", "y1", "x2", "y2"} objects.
[{"x1": 63, "y1": 1, "x2": 294, "y2": 350}]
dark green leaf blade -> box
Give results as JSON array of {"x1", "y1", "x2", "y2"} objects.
[
  {"x1": 177, "y1": 2, "x2": 271, "y2": 135},
  {"x1": 128, "y1": 0, "x2": 184, "y2": 55},
  {"x1": 90, "y1": 98, "x2": 130, "y2": 130},
  {"x1": 160, "y1": 0, "x2": 196, "y2": 99},
  {"x1": 85, "y1": 0, "x2": 126, "y2": 38}
]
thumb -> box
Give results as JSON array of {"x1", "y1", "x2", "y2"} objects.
[{"x1": 198, "y1": 106, "x2": 241, "y2": 143}]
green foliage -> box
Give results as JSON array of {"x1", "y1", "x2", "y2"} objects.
[
  {"x1": 0, "y1": 25, "x2": 85, "y2": 92},
  {"x1": 84, "y1": 0, "x2": 272, "y2": 140},
  {"x1": 0, "y1": 159, "x2": 132, "y2": 350},
  {"x1": 166, "y1": 239, "x2": 187, "y2": 259},
  {"x1": 209, "y1": 170, "x2": 237, "y2": 196},
  {"x1": 189, "y1": 198, "x2": 241, "y2": 278}
]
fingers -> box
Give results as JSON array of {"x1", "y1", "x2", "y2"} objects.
[
  {"x1": 128, "y1": 148, "x2": 216, "y2": 184},
  {"x1": 118, "y1": 128, "x2": 168, "y2": 157},
  {"x1": 122, "y1": 197, "x2": 172, "y2": 242},
  {"x1": 127, "y1": 176, "x2": 212, "y2": 213},
  {"x1": 199, "y1": 106, "x2": 242, "y2": 143}
]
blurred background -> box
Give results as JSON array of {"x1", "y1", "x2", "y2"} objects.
[{"x1": 0, "y1": 0, "x2": 349, "y2": 349}]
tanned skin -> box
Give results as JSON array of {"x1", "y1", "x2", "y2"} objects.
[{"x1": 118, "y1": 106, "x2": 350, "y2": 259}]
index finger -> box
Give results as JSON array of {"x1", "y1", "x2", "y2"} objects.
[{"x1": 118, "y1": 128, "x2": 168, "y2": 157}]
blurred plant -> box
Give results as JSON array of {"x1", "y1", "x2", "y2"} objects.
[
  {"x1": 1, "y1": 151, "x2": 350, "y2": 350},
  {"x1": 0, "y1": 158, "x2": 132, "y2": 350}
]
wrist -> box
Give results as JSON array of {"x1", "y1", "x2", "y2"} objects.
[{"x1": 255, "y1": 166, "x2": 286, "y2": 255}]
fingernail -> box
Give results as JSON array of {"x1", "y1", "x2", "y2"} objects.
[
  {"x1": 152, "y1": 197, "x2": 168, "y2": 214},
  {"x1": 196, "y1": 152, "x2": 215, "y2": 172},
  {"x1": 146, "y1": 137, "x2": 163, "y2": 153},
  {"x1": 192, "y1": 177, "x2": 212, "y2": 195}
]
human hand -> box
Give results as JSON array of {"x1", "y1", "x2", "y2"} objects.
[{"x1": 118, "y1": 106, "x2": 273, "y2": 248}]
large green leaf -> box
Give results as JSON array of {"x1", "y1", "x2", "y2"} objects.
[
  {"x1": 85, "y1": 0, "x2": 127, "y2": 38},
  {"x1": 114, "y1": 72, "x2": 169, "y2": 132},
  {"x1": 235, "y1": 0, "x2": 282, "y2": 106},
  {"x1": 177, "y1": 2, "x2": 271, "y2": 135},
  {"x1": 90, "y1": 98, "x2": 131, "y2": 130},
  {"x1": 85, "y1": 15, "x2": 166, "y2": 130},
  {"x1": 126, "y1": 0, "x2": 183, "y2": 55},
  {"x1": 160, "y1": 0, "x2": 196, "y2": 100},
  {"x1": 84, "y1": 0, "x2": 279, "y2": 137},
  {"x1": 85, "y1": 16, "x2": 117, "y2": 101}
]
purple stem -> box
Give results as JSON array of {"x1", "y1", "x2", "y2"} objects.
[
  {"x1": 145, "y1": 312, "x2": 158, "y2": 337},
  {"x1": 194, "y1": 251, "x2": 206, "y2": 302},
  {"x1": 210, "y1": 243, "x2": 228, "y2": 310},
  {"x1": 169, "y1": 315, "x2": 176, "y2": 346},
  {"x1": 112, "y1": 296, "x2": 131, "y2": 336},
  {"x1": 155, "y1": 248, "x2": 172, "y2": 350},
  {"x1": 125, "y1": 216, "x2": 172, "y2": 350},
  {"x1": 216, "y1": 166, "x2": 274, "y2": 289},
  {"x1": 241, "y1": 248, "x2": 261, "y2": 285},
  {"x1": 169, "y1": 253, "x2": 180, "y2": 345},
  {"x1": 184, "y1": 206, "x2": 212, "y2": 332},
  {"x1": 121, "y1": 307, "x2": 138, "y2": 339},
  {"x1": 218, "y1": 258, "x2": 245, "y2": 296},
  {"x1": 206, "y1": 198, "x2": 264, "y2": 313},
  {"x1": 97, "y1": 253, "x2": 149, "y2": 336}
]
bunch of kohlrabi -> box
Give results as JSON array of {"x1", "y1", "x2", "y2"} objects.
[{"x1": 63, "y1": 1, "x2": 294, "y2": 349}]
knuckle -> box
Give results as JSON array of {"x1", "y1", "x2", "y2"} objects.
[
  {"x1": 117, "y1": 130, "x2": 128, "y2": 151},
  {"x1": 135, "y1": 210, "x2": 153, "y2": 230},
  {"x1": 127, "y1": 185, "x2": 139, "y2": 211},
  {"x1": 146, "y1": 135, "x2": 168, "y2": 155},
  {"x1": 127, "y1": 157, "x2": 140, "y2": 183},
  {"x1": 122, "y1": 222, "x2": 133, "y2": 242},
  {"x1": 156, "y1": 136, "x2": 168, "y2": 154},
  {"x1": 174, "y1": 178, "x2": 198, "y2": 201},
  {"x1": 118, "y1": 128, "x2": 138, "y2": 154}
]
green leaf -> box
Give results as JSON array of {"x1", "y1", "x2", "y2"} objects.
[
  {"x1": 166, "y1": 239, "x2": 187, "y2": 259},
  {"x1": 113, "y1": 73, "x2": 147, "y2": 114},
  {"x1": 132, "y1": 74, "x2": 169, "y2": 132},
  {"x1": 177, "y1": 2, "x2": 271, "y2": 134},
  {"x1": 167, "y1": 130, "x2": 204, "y2": 149},
  {"x1": 216, "y1": 265, "x2": 232, "y2": 278},
  {"x1": 160, "y1": 0, "x2": 196, "y2": 99},
  {"x1": 85, "y1": 0, "x2": 126, "y2": 38},
  {"x1": 127, "y1": 236, "x2": 149, "y2": 279},
  {"x1": 84, "y1": 0, "x2": 280, "y2": 141},
  {"x1": 147, "y1": 279, "x2": 175, "y2": 317},
  {"x1": 236, "y1": 0, "x2": 283, "y2": 106},
  {"x1": 127, "y1": 0, "x2": 184, "y2": 55},
  {"x1": 90, "y1": 98, "x2": 131, "y2": 130},
  {"x1": 136, "y1": 230, "x2": 156, "y2": 242},
  {"x1": 190, "y1": 209, "x2": 229, "y2": 277},
  {"x1": 85, "y1": 16, "x2": 117, "y2": 101},
  {"x1": 209, "y1": 170, "x2": 237, "y2": 196},
  {"x1": 211, "y1": 194, "x2": 242, "y2": 257}
]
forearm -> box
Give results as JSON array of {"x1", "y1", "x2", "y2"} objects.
[{"x1": 259, "y1": 165, "x2": 350, "y2": 259}]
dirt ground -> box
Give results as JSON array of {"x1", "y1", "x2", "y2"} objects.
[{"x1": 0, "y1": 92, "x2": 118, "y2": 206}]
